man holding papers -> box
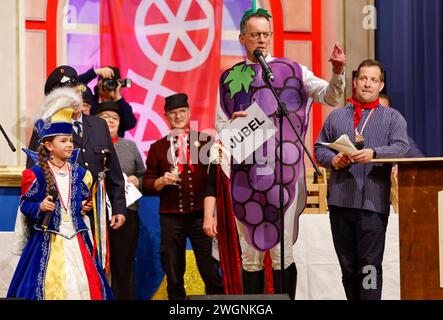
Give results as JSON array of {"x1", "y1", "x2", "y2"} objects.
[
  {"x1": 314, "y1": 59, "x2": 409, "y2": 300},
  {"x1": 211, "y1": 0, "x2": 345, "y2": 298}
]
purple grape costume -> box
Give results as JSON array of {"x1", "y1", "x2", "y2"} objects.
[{"x1": 219, "y1": 58, "x2": 310, "y2": 252}]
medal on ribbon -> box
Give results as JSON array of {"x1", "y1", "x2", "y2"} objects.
[
  {"x1": 354, "y1": 109, "x2": 376, "y2": 150},
  {"x1": 354, "y1": 133, "x2": 365, "y2": 150},
  {"x1": 61, "y1": 208, "x2": 72, "y2": 222}
]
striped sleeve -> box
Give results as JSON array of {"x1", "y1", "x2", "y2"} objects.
[
  {"x1": 372, "y1": 110, "x2": 409, "y2": 158},
  {"x1": 314, "y1": 113, "x2": 338, "y2": 169}
]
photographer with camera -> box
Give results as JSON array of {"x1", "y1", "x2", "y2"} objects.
[{"x1": 79, "y1": 66, "x2": 137, "y2": 137}]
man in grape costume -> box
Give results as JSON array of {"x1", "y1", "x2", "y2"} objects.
[{"x1": 216, "y1": 1, "x2": 346, "y2": 298}]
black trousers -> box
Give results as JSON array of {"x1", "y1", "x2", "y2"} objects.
[
  {"x1": 109, "y1": 209, "x2": 139, "y2": 300},
  {"x1": 160, "y1": 211, "x2": 224, "y2": 300},
  {"x1": 329, "y1": 206, "x2": 389, "y2": 300}
]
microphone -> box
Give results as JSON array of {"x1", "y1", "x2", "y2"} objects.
[
  {"x1": 253, "y1": 49, "x2": 274, "y2": 81},
  {"x1": 42, "y1": 189, "x2": 58, "y2": 231}
]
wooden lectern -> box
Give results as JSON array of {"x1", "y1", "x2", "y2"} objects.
[{"x1": 373, "y1": 158, "x2": 443, "y2": 299}]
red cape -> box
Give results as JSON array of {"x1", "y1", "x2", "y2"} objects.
[{"x1": 215, "y1": 165, "x2": 274, "y2": 294}]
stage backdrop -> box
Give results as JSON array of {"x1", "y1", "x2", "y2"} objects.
[
  {"x1": 376, "y1": 0, "x2": 443, "y2": 157},
  {"x1": 16, "y1": 0, "x2": 341, "y2": 300},
  {"x1": 100, "y1": 0, "x2": 223, "y2": 159}
]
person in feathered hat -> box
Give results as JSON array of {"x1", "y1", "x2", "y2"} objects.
[
  {"x1": 212, "y1": 0, "x2": 346, "y2": 299},
  {"x1": 7, "y1": 87, "x2": 114, "y2": 300}
]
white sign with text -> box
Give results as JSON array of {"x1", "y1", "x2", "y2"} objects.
[{"x1": 220, "y1": 102, "x2": 276, "y2": 163}]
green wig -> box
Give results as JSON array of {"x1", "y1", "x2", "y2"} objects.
[{"x1": 240, "y1": 0, "x2": 272, "y2": 35}]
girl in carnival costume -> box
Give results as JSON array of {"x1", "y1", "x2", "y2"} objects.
[{"x1": 7, "y1": 87, "x2": 113, "y2": 300}]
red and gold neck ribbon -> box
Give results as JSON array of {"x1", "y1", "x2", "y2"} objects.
[
  {"x1": 347, "y1": 95, "x2": 380, "y2": 129},
  {"x1": 176, "y1": 130, "x2": 195, "y2": 174}
]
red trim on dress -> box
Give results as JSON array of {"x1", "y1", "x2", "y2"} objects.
[
  {"x1": 21, "y1": 169, "x2": 37, "y2": 195},
  {"x1": 77, "y1": 233, "x2": 103, "y2": 300}
]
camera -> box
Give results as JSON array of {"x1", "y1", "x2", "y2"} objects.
[{"x1": 102, "y1": 78, "x2": 132, "y2": 91}]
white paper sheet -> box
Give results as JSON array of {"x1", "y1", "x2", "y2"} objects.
[
  {"x1": 219, "y1": 102, "x2": 276, "y2": 163},
  {"x1": 123, "y1": 173, "x2": 142, "y2": 208},
  {"x1": 320, "y1": 134, "x2": 358, "y2": 156}
]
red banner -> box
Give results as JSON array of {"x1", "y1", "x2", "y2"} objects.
[{"x1": 100, "y1": 0, "x2": 223, "y2": 158}]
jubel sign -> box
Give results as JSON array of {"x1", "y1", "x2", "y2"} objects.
[
  {"x1": 220, "y1": 102, "x2": 276, "y2": 164},
  {"x1": 230, "y1": 117, "x2": 266, "y2": 149}
]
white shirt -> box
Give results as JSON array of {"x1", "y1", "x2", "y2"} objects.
[{"x1": 72, "y1": 113, "x2": 84, "y2": 134}]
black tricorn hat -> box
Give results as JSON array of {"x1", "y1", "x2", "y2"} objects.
[
  {"x1": 164, "y1": 93, "x2": 189, "y2": 112},
  {"x1": 44, "y1": 65, "x2": 79, "y2": 95},
  {"x1": 92, "y1": 101, "x2": 122, "y2": 118}
]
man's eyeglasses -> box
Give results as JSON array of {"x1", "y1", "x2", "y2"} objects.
[{"x1": 246, "y1": 32, "x2": 273, "y2": 40}]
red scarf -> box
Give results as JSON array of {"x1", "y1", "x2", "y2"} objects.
[
  {"x1": 176, "y1": 130, "x2": 195, "y2": 174},
  {"x1": 347, "y1": 95, "x2": 380, "y2": 129},
  {"x1": 111, "y1": 136, "x2": 119, "y2": 144}
]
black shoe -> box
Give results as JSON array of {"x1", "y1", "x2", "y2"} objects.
[
  {"x1": 273, "y1": 263, "x2": 297, "y2": 300},
  {"x1": 242, "y1": 269, "x2": 265, "y2": 294}
]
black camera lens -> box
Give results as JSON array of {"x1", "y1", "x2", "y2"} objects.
[
  {"x1": 102, "y1": 78, "x2": 132, "y2": 91},
  {"x1": 103, "y1": 79, "x2": 118, "y2": 91}
]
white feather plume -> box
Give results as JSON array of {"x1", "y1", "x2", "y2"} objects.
[{"x1": 40, "y1": 87, "x2": 82, "y2": 121}]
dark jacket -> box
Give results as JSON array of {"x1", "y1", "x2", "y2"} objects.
[{"x1": 143, "y1": 131, "x2": 212, "y2": 214}]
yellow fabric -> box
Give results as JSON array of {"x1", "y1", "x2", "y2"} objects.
[
  {"x1": 44, "y1": 234, "x2": 67, "y2": 300},
  {"x1": 151, "y1": 277, "x2": 168, "y2": 300},
  {"x1": 83, "y1": 170, "x2": 93, "y2": 189},
  {"x1": 151, "y1": 250, "x2": 205, "y2": 300},
  {"x1": 51, "y1": 106, "x2": 74, "y2": 123},
  {"x1": 92, "y1": 183, "x2": 99, "y2": 252},
  {"x1": 90, "y1": 180, "x2": 108, "y2": 272}
]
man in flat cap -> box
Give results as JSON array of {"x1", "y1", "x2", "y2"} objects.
[{"x1": 143, "y1": 93, "x2": 223, "y2": 300}]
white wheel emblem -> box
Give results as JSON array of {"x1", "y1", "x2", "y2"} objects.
[{"x1": 135, "y1": 0, "x2": 215, "y2": 72}]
